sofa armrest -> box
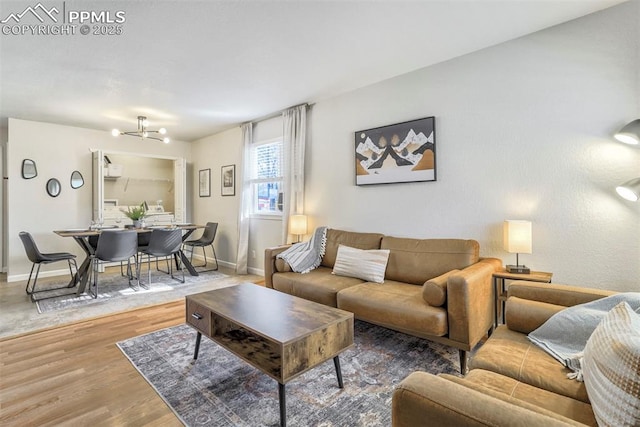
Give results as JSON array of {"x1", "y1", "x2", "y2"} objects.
[
  {"x1": 447, "y1": 258, "x2": 501, "y2": 349},
  {"x1": 507, "y1": 281, "x2": 615, "y2": 306},
  {"x1": 392, "y1": 372, "x2": 581, "y2": 426},
  {"x1": 264, "y1": 245, "x2": 291, "y2": 288},
  {"x1": 505, "y1": 281, "x2": 616, "y2": 334}
]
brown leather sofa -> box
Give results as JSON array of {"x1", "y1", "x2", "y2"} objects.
[
  {"x1": 264, "y1": 229, "x2": 501, "y2": 373},
  {"x1": 392, "y1": 281, "x2": 617, "y2": 426}
]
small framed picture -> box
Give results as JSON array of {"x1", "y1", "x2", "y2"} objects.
[
  {"x1": 221, "y1": 164, "x2": 235, "y2": 196},
  {"x1": 199, "y1": 168, "x2": 211, "y2": 197}
]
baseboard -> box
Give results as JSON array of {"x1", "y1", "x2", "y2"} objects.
[
  {"x1": 189, "y1": 253, "x2": 263, "y2": 277},
  {"x1": 8, "y1": 268, "x2": 72, "y2": 283}
]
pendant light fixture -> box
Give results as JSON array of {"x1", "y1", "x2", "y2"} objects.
[{"x1": 112, "y1": 116, "x2": 170, "y2": 143}]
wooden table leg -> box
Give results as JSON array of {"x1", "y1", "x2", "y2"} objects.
[
  {"x1": 278, "y1": 382, "x2": 286, "y2": 427},
  {"x1": 333, "y1": 356, "x2": 344, "y2": 388},
  {"x1": 193, "y1": 332, "x2": 202, "y2": 360}
]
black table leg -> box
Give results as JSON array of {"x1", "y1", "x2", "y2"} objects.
[
  {"x1": 178, "y1": 250, "x2": 198, "y2": 276},
  {"x1": 333, "y1": 356, "x2": 344, "y2": 388},
  {"x1": 279, "y1": 383, "x2": 286, "y2": 427},
  {"x1": 193, "y1": 332, "x2": 202, "y2": 360}
]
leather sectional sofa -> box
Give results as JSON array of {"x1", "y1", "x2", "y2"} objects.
[
  {"x1": 264, "y1": 228, "x2": 501, "y2": 373},
  {"x1": 392, "y1": 281, "x2": 618, "y2": 426}
]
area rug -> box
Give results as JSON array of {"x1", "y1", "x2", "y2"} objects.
[
  {"x1": 35, "y1": 268, "x2": 227, "y2": 314},
  {"x1": 117, "y1": 320, "x2": 459, "y2": 426}
]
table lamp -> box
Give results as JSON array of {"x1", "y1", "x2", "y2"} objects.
[
  {"x1": 503, "y1": 220, "x2": 532, "y2": 274},
  {"x1": 289, "y1": 214, "x2": 308, "y2": 243}
]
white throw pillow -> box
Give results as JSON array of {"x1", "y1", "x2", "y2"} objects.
[
  {"x1": 332, "y1": 244, "x2": 390, "y2": 284},
  {"x1": 583, "y1": 301, "x2": 640, "y2": 427}
]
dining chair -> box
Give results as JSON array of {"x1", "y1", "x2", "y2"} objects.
[
  {"x1": 183, "y1": 222, "x2": 219, "y2": 271},
  {"x1": 139, "y1": 228, "x2": 185, "y2": 285},
  {"x1": 90, "y1": 230, "x2": 139, "y2": 298},
  {"x1": 19, "y1": 231, "x2": 78, "y2": 301}
]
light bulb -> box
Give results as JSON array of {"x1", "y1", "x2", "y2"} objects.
[
  {"x1": 614, "y1": 133, "x2": 639, "y2": 145},
  {"x1": 143, "y1": 131, "x2": 149, "y2": 138},
  {"x1": 159, "y1": 128, "x2": 167, "y2": 135},
  {"x1": 615, "y1": 178, "x2": 640, "y2": 202},
  {"x1": 614, "y1": 119, "x2": 640, "y2": 145},
  {"x1": 616, "y1": 186, "x2": 638, "y2": 201},
  {"x1": 141, "y1": 119, "x2": 149, "y2": 127},
  {"x1": 111, "y1": 129, "x2": 119, "y2": 137},
  {"x1": 163, "y1": 137, "x2": 170, "y2": 144}
]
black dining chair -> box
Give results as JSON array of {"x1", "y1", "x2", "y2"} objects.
[
  {"x1": 19, "y1": 231, "x2": 78, "y2": 301},
  {"x1": 90, "y1": 230, "x2": 139, "y2": 298},
  {"x1": 139, "y1": 228, "x2": 185, "y2": 285},
  {"x1": 183, "y1": 222, "x2": 219, "y2": 272}
]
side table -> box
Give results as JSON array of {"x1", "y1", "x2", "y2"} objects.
[{"x1": 493, "y1": 269, "x2": 553, "y2": 326}]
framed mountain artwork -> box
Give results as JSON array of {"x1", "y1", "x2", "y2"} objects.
[{"x1": 355, "y1": 117, "x2": 436, "y2": 185}]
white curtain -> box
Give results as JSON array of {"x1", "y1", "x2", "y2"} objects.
[
  {"x1": 236, "y1": 122, "x2": 253, "y2": 274},
  {"x1": 282, "y1": 105, "x2": 307, "y2": 244}
]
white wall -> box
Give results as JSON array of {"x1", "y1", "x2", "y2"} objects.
[
  {"x1": 0, "y1": 126, "x2": 7, "y2": 271},
  {"x1": 194, "y1": 2, "x2": 639, "y2": 291},
  {"x1": 6, "y1": 118, "x2": 192, "y2": 281},
  {"x1": 305, "y1": 2, "x2": 639, "y2": 291},
  {"x1": 191, "y1": 116, "x2": 284, "y2": 273},
  {"x1": 190, "y1": 126, "x2": 242, "y2": 269}
]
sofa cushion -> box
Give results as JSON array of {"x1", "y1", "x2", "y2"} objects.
[
  {"x1": 272, "y1": 267, "x2": 363, "y2": 307},
  {"x1": 332, "y1": 244, "x2": 390, "y2": 283},
  {"x1": 453, "y1": 369, "x2": 597, "y2": 426},
  {"x1": 337, "y1": 281, "x2": 448, "y2": 337},
  {"x1": 583, "y1": 302, "x2": 640, "y2": 427},
  {"x1": 381, "y1": 237, "x2": 479, "y2": 285},
  {"x1": 469, "y1": 325, "x2": 589, "y2": 403},
  {"x1": 422, "y1": 269, "x2": 459, "y2": 307},
  {"x1": 321, "y1": 229, "x2": 384, "y2": 269}
]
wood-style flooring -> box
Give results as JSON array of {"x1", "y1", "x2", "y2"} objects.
[{"x1": 0, "y1": 300, "x2": 186, "y2": 426}]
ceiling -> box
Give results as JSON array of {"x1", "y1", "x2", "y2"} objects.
[{"x1": 0, "y1": 0, "x2": 627, "y2": 142}]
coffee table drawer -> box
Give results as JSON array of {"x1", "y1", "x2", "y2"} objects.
[{"x1": 186, "y1": 300, "x2": 211, "y2": 335}]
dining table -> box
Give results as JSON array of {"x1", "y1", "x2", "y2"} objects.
[{"x1": 53, "y1": 224, "x2": 205, "y2": 295}]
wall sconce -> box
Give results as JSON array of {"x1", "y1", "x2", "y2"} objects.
[
  {"x1": 289, "y1": 214, "x2": 308, "y2": 243},
  {"x1": 616, "y1": 178, "x2": 640, "y2": 202},
  {"x1": 503, "y1": 220, "x2": 532, "y2": 274},
  {"x1": 614, "y1": 119, "x2": 640, "y2": 146}
]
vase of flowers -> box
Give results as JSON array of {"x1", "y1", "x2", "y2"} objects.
[{"x1": 122, "y1": 203, "x2": 147, "y2": 228}]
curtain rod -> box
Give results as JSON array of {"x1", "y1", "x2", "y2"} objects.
[{"x1": 241, "y1": 102, "x2": 314, "y2": 126}]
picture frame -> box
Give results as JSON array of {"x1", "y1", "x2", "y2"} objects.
[
  {"x1": 199, "y1": 168, "x2": 211, "y2": 197},
  {"x1": 355, "y1": 116, "x2": 436, "y2": 185},
  {"x1": 221, "y1": 164, "x2": 235, "y2": 196}
]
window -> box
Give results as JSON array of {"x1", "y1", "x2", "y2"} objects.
[{"x1": 250, "y1": 138, "x2": 283, "y2": 216}]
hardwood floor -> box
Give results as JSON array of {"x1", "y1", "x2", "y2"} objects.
[{"x1": 0, "y1": 300, "x2": 186, "y2": 426}]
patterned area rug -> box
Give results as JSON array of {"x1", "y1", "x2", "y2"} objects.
[
  {"x1": 117, "y1": 320, "x2": 459, "y2": 426},
  {"x1": 35, "y1": 268, "x2": 227, "y2": 314}
]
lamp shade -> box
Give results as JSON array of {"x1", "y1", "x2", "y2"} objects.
[
  {"x1": 614, "y1": 119, "x2": 640, "y2": 145},
  {"x1": 503, "y1": 220, "x2": 532, "y2": 254},
  {"x1": 289, "y1": 214, "x2": 308, "y2": 235},
  {"x1": 616, "y1": 177, "x2": 640, "y2": 202}
]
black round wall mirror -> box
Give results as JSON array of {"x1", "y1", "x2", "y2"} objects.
[
  {"x1": 70, "y1": 171, "x2": 84, "y2": 189},
  {"x1": 46, "y1": 178, "x2": 61, "y2": 197},
  {"x1": 22, "y1": 159, "x2": 37, "y2": 179}
]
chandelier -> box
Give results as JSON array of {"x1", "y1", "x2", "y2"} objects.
[{"x1": 111, "y1": 116, "x2": 170, "y2": 143}]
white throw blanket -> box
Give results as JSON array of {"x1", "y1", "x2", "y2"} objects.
[
  {"x1": 276, "y1": 226, "x2": 328, "y2": 274},
  {"x1": 528, "y1": 292, "x2": 640, "y2": 381}
]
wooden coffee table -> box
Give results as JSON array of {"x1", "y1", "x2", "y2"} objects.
[{"x1": 185, "y1": 283, "x2": 354, "y2": 426}]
